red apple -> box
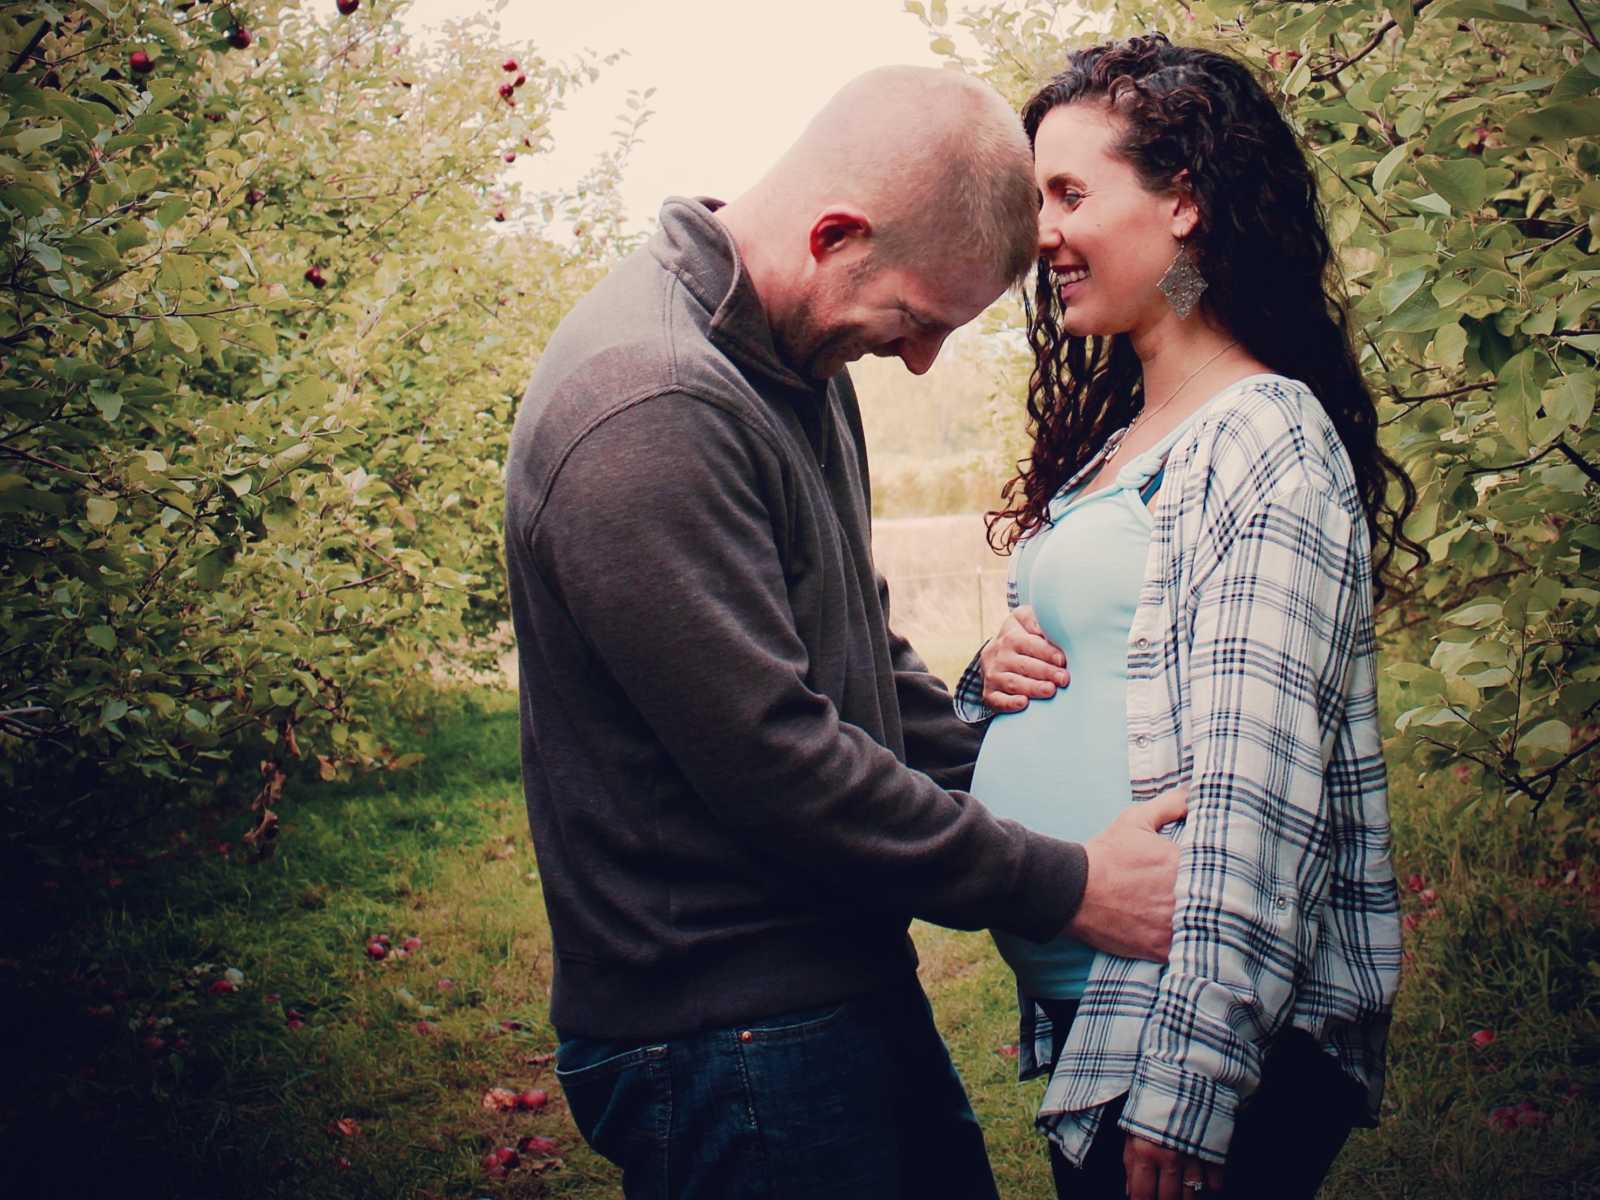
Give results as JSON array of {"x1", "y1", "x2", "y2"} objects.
[
  {"x1": 1469, "y1": 1029, "x2": 1496, "y2": 1049},
  {"x1": 229, "y1": 27, "x2": 253, "y2": 50},
  {"x1": 517, "y1": 1088, "x2": 548, "y2": 1111},
  {"x1": 207, "y1": 978, "x2": 237, "y2": 995},
  {"x1": 502, "y1": 58, "x2": 518, "y2": 72},
  {"x1": 129, "y1": 50, "x2": 154, "y2": 75},
  {"x1": 494, "y1": 210, "x2": 506, "y2": 222},
  {"x1": 304, "y1": 266, "x2": 326, "y2": 288},
  {"x1": 517, "y1": 1134, "x2": 558, "y2": 1156},
  {"x1": 365, "y1": 941, "x2": 387, "y2": 960},
  {"x1": 497, "y1": 82, "x2": 514, "y2": 100},
  {"x1": 504, "y1": 151, "x2": 516, "y2": 162},
  {"x1": 402, "y1": 936, "x2": 422, "y2": 952},
  {"x1": 338, "y1": 0, "x2": 360, "y2": 12},
  {"x1": 246, "y1": 189, "x2": 266, "y2": 205},
  {"x1": 513, "y1": 73, "x2": 526, "y2": 88}
]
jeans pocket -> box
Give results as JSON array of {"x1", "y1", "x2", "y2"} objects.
[
  {"x1": 738, "y1": 999, "x2": 851, "y2": 1044},
  {"x1": 555, "y1": 1040, "x2": 669, "y2": 1178}
]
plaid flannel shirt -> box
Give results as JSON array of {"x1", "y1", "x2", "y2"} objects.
[{"x1": 955, "y1": 375, "x2": 1401, "y2": 1166}]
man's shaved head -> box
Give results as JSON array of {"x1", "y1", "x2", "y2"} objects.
[
  {"x1": 757, "y1": 66, "x2": 1039, "y2": 287},
  {"x1": 714, "y1": 65, "x2": 1039, "y2": 379}
]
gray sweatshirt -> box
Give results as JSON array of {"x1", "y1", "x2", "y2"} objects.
[{"x1": 504, "y1": 197, "x2": 1086, "y2": 1039}]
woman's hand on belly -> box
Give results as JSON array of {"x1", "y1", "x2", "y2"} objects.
[{"x1": 979, "y1": 605, "x2": 1070, "y2": 712}]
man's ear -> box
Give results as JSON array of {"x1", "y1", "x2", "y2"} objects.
[
  {"x1": 808, "y1": 208, "x2": 873, "y2": 263},
  {"x1": 1168, "y1": 171, "x2": 1200, "y2": 241}
]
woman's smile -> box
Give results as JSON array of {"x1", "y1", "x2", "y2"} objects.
[{"x1": 1054, "y1": 266, "x2": 1090, "y2": 302}]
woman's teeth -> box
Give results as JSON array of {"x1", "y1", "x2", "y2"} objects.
[{"x1": 1056, "y1": 268, "x2": 1089, "y2": 285}]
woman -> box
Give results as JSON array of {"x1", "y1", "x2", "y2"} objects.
[{"x1": 956, "y1": 36, "x2": 1420, "y2": 1200}]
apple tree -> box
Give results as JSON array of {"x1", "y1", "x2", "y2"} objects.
[
  {"x1": 0, "y1": 0, "x2": 632, "y2": 849},
  {"x1": 916, "y1": 0, "x2": 1600, "y2": 825}
]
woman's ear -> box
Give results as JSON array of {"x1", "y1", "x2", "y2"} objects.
[{"x1": 1169, "y1": 170, "x2": 1199, "y2": 240}]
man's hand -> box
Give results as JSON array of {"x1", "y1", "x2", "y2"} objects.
[
  {"x1": 1124, "y1": 1134, "x2": 1224, "y2": 1199},
  {"x1": 1062, "y1": 786, "x2": 1186, "y2": 961}
]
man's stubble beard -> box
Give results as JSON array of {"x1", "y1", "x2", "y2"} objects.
[{"x1": 773, "y1": 261, "x2": 876, "y2": 381}]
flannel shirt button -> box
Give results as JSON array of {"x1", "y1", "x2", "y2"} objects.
[
  {"x1": 1135, "y1": 734, "x2": 1150, "y2": 748},
  {"x1": 1136, "y1": 636, "x2": 1150, "y2": 650},
  {"x1": 1274, "y1": 896, "x2": 1289, "y2": 911}
]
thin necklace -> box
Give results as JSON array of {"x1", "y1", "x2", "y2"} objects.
[{"x1": 1103, "y1": 340, "x2": 1239, "y2": 464}]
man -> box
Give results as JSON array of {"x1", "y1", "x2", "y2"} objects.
[{"x1": 504, "y1": 66, "x2": 1184, "y2": 1198}]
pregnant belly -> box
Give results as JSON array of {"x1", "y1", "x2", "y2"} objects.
[{"x1": 970, "y1": 674, "x2": 1131, "y2": 844}]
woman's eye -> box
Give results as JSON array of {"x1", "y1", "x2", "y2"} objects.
[{"x1": 1060, "y1": 190, "x2": 1084, "y2": 208}]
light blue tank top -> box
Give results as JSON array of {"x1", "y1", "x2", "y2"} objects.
[{"x1": 971, "y1": 406, "x2": 1208, "y2": 999}]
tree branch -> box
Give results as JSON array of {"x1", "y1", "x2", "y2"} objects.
[
  {"x1": 1568, "y1": 0, "x2": 1600, "y2": 52},
  {"x1": 1556, "y1": 440, "x2": 1600, "y2": 486},
  {"x1": 1312, "y1": 0, "x2": 1435, "y2": 81},
  {"x1": 7, "y1": 21, "x2": 50, "y2": 75}
]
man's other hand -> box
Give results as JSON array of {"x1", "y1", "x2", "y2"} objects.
[{"x1": 1062, "y1": 786, "x2": 1186, "y2": 961}]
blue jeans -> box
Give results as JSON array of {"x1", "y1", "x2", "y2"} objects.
[{"x1": 555, "y1": 978, "x2": 999, "y2": 1199}]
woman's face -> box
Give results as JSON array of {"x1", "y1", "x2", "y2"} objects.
[{"x1": 1032, "y1": 101, "x2": 1198, "y2": 341}]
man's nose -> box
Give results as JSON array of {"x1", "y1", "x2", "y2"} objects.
[{"x1": 901, "y1": 332, "x2": 947, "y2": 376}]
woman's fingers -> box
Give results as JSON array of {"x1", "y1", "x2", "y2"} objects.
[{"x1": 978, "y1": 607, "x2": 1070, "y2": 710}]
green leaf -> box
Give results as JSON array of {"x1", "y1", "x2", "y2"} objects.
[
  {"x1": 13, "y1": 121, "x2": 62, "y2": 155},
  {"x1": 86, "y1": 496, "x2": 117, "y2": 527},
  {"x1": 1547, "y1": 372, "x2": 1596, "y2": 431},
  {"x1": 90, "y1": 389, "x2": 123, "y2": 421},
  {"x1": 1520, "y1": 719, "x2": 1571, "y2": 755},
  {"x1": 195, "y1": 547, "x2": 231, "y2": 589},
  {"x1": 1444, "y1": 599, "x2": 1504, "y2": 627},
  {"x1": 1494, "y1": 348, "x2": 1542, "y2": 452},
  {"x1": 1434, "y1": 322, "x2": 1468, "y2": 366},
  {"x1": 1372, "y1": 142, "x2": 1409, "y2": 194},
  {"x1": 160, "y1": 317, "x2": 199, "y2": 354},
  {"x1": 1380, "y1": 268, "x2": 1428, "y2": 314},
  {"x1": 1432, "y1": 0, "x2": 1553, "y2": 22},
  {"x1": 1417, "y1": 159, "x2": 1487, "y2": 212},
  {"x1": 1505, "y1": 99, "x2": 1600, "y2": 147},
  {"x1": 86, "y1": 625, "x2": 116, "y2": 652},
  {"x1": 99, "y1": 698, "x2": 129, "y2": 726}
]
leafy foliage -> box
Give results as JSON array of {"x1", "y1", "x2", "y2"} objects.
[
  {"x1": 0, "y1": 0, "x2": 632, "y2": 848},
  {"x1": 915, "y1": 0, "x2": 1600, "y2": 825}
]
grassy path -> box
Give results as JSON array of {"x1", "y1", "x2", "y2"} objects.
[{"x1": 6, "y1": 689, "x2": 1597, "y2": 1197}]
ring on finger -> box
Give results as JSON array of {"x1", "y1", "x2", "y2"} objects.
[{"x1": 1183, "y1": 1180, "x2": 1205, "y2": 1193}]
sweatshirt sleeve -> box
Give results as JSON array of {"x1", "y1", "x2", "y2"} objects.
[{"x1": 527, "y1": 391, "x2": 1085, "y2": 940}]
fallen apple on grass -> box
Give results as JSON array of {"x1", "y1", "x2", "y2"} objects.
[{"x1": 517, "y1": 1089, "x2": 548, "y2": 1112}]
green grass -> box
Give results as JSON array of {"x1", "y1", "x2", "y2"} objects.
[{"x1": 3, "y1": 687, "x2": 1597, "y2": 1198}]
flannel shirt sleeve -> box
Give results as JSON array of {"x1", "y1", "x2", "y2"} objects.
[
  {"x1": 1120, "y1": 486, "x2": 1363, "y2": 1163},
  {"x1": 952, "y1": 644, "x2": 994, "y2": 724}
]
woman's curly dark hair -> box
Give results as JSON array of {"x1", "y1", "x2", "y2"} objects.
[{"x1": 988, "y1": 34, "x2": 1421, "y2": 597}]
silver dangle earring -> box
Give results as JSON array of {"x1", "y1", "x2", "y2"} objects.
[{"x1": 1157, "y1": 243, "x2": 1206, "y2": 319}]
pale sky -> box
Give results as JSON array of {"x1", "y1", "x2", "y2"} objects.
[{"x1": 400, "y1": 0, "x2": 976, "y2": 233}]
